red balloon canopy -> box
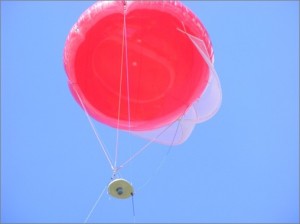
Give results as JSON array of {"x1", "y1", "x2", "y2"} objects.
[{"x1": 64, "y1": 1, "x2": 213, "y2": 131}]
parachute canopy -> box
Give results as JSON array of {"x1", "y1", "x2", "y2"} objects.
[{"x1": 64, "y1": 0, "x2": 221, "y2": 144}]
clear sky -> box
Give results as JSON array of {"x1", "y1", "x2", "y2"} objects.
[{"x1": 1, "y1": 1, "x2": 299, "y2": 223}]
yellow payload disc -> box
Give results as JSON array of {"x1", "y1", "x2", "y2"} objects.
[{"x1": 108, "y1": 178, "x2": 134, "y2": 199}]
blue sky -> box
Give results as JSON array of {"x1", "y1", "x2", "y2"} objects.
[{"x1": 1, "y1": 1, "x2": 299, "y2": 223}]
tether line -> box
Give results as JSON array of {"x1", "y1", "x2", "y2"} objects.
[{"x1": 84, "y1": 184, "x2": 107, "y2": 223}]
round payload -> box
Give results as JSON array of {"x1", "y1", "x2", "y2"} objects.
[{"x1": 108, "y1": 178, "x2": 134, "y2": 199}]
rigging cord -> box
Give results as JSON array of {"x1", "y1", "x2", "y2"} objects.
[
  {"x1": 117, "y1": 110, "x2": 186, "y2": 171},
  {"x1": 114, "y1": 22, "x2": 125, "y2": 170},
  {"x1": 74, "y1": 89, "x2": 114, "y2": 171},
  {"x1": 135, "y1": 116, "x2": 183, "y2": 193},
  {"x1": 114, "y1": 0, "x2": 130, "y2": 170},
  {"x1": 124, "y1": 1, "x2": 131, "y2": 130}
]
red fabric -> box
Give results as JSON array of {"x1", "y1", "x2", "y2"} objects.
[{"x1": 64, "y1": 1, "x2": 213, "y2": 131}]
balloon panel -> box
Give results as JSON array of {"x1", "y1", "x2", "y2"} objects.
[
  {"x1": 130, "y1": 32, "x2": 222, "y2": 145},
  {"x1": 64, "y1": 1, "x2": 213, "y2": 131}
]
